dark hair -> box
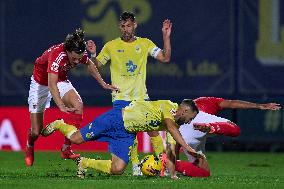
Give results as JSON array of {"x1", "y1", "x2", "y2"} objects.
[
  {"x1": 119, "y1": 11, "x2": 136, "y2": 22},
  {"x1": 64, "y1": 28, "x2": 86, "y2": 54},
  {"x1": 181, "y1": 99, "x2": 199, "y2": 113}
]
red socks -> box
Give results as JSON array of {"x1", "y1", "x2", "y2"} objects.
[
  {"x1": 175, "y1": 160, "x2": 210, "y2": 177},
  {"x1": 209, "y1": 122, "x2": 240, "y2": 137}
]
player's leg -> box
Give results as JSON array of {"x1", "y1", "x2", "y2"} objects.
[
  {"x1": 130, "y1": 136, "x2": 142, "y2": 175},
  {"x1": 76, "y1": 108, "x2": 134, "y2": 177},
  {"x1": 76, "y1": 153, "x2": 126, "y2": 179},
  {"x1": 175, "y1": 157, "x2": 210, "y2": 177},
  {"x1": 192, "y1": 112, "x2": 240, "y2": 137},
  {"x1": 193, "y1": 121, "x2": 240, "y2": 137},
  {"x1": 148, "y1": 131, "x2": 164, "y2": 157},
  {"x1": 25, "y1": 113, "x2": 44, "y2": 166},
  {"x1": 26, "y1": 76, "x2": 50, "y2": 166},
  {"x1": 58, "y1": 81, "x2": 82, "y2": 159}
]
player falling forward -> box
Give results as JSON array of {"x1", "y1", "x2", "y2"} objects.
[
  {"x1": 165, "y1": 97, "x2": 281, "y2": 177},
  {"x1": 42, "y1": 99, "x2": 204, "y2": 179}
]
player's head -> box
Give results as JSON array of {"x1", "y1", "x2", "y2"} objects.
[
  {"x1": 119, "y1": 11, "x2": 137, "y2": 42},
  {"x1": 174, "y1": 99, "x2": 199, "y2": 125},
  {"x1": 64, "y1": 28, "x2": 86, "y2": 64}
]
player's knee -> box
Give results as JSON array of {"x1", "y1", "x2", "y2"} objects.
[
  {"x1": 110, "y1": 162, "x2": 126, "y2": 175},
  {"x1": 73, "y1": 102, "x2": 83, "y2": 114},
  {"x1": 69, "y1": 131, "x2": 84, "y2": 144},
  {"x1": 31, "y1": 128, "x2": 41, "y2": 138},
  {"x1": 231, "y1": 122, "x2": 241, "y2": 137}
]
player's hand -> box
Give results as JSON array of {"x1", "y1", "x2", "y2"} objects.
[
  {"x1": 162, "y1": 19, "x2": 172, "y2": 38},
  {"x1": 259, "y1": 103, "x2": 281, "y2": 110},
  {"x1": 86, "y1": 40, "x2": 97, "y2": 55},
  {"x1": 58, "y1": 104, "x2": 77, "y2": 113},
  {"x1": 102, "y1": 83, "x2": 120, "y2": 92},
  {"x1": 187, "y1": 147, "x2": 206, "y2": 159}
]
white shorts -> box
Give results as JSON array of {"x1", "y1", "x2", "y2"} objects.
[
  {"x1": 179, "y1": 111, "x2": 229, "y2": 162},
  {"x1": 28, "y1": 76, "x2": 79, "y2": 113}
]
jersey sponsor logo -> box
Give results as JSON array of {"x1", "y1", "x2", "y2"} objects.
[
  {"x1": 126, "y1": 60, "x2": 137, "y2": 73},
  {"x1": 117, "y1": 49, "x2": 124, "y2": 52}
]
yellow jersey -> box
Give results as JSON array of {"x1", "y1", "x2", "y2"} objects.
[
  {"x1": 122, "y1": 100, "x2": 178, "y2": 132},
  {"x1": 96, "y1": 37, "x2": 161, "y2": 101}
]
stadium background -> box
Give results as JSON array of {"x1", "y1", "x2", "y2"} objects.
[{"x1": 0, "y1": 0, "x2": 284, "y2": 153}]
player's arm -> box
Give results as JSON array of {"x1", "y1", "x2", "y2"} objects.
[
  {"x1": 219, "y1": 100, "x2": 281, "y2": 110},
  {"x1": 155, "y1": 19, "x2": 172, "y2": 63},
  {"x1": 48, "y1": 73, "x2": 76, "y2": 113},
  {"x1": 164, "y1": 118, "x2": 203, "y2": 179},
  {"x1": 175, "y1": 142, "x2": 181, "y2": 160},
  {"x1": 86, "y1": 59, "x2": 119, "y2": 91}
]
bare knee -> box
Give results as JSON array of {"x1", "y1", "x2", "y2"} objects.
[
  {"x1": 73, "y1": 102, "x2": 83, "y2": 114},
  {"x1": 110, "y1": 159, "x2": 127, "y2": 175},
  {"x1": 31, "y1": 128, "x2": 42, "y2": 138},
  {"x1": 110, "y1": 164, "x2": 125, "y2": 175},
  {"x1": 69, "y1": 131, "x2": 84, "y2": 144}
]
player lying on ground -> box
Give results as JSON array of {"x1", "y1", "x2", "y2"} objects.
[
  {"x1": 165, "y1": 97, "x2": 281, "y2": 177},
  {"x1": 42, "y1": 99, "x2": 204, "y2": 179}
]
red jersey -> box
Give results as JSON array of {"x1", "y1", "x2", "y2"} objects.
[
  {"x1": 33, "y1": 43, "x2": 88, "y2": 86},
  {"x1": 194, "y1": 97, "x2": 225, "y2": 115}
]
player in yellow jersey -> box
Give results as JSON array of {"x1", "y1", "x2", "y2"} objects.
[
  {"x1": 86, "y1": 12, "x2": 172, "y2": 175},
  {"x1": 42, "y1": 99, "x2": 204, "y2": 180}
]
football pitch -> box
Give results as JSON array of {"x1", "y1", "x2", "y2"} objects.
[{"x1": 0, "y1": 151, "x2": 283, "y2": 189}]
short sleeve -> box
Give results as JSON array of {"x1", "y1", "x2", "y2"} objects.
[
  {"x1": 96, "y1": 43, "x2": 111, "y2": 65},
  {"x1": 146, "y1": 38, "x2": 161, "y2": 58},
  {"x1": 161, "y1": 100, "x2": 177, "y2": 121},
  {"x1": 47, "y1": 51, "x2": 65, "y2": 74}
]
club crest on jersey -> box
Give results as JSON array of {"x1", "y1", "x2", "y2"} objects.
[
  {"x1": 135, "y1": 46, "x2": 141, "y2": 53},
  {"x1": 126, "y1": 60, "x2": 137, "y2": 73}
]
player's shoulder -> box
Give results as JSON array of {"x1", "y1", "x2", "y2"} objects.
[
  {"x1": 47, "y1": 43, "x2": 66, "y2": 56},
  {"x1": 156, "y1": 100, "x2": 177, "y2": 107},
  {"x1": 136, "y1": 37, "x2": 153, "y2": 44},
  {"x1": 105, "y1": 38, "x2": 121, "y2": 46}
]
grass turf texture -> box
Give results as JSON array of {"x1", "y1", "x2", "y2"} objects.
[{"x1": 0, "y1": 151, "x2": 283, "y2": 189}]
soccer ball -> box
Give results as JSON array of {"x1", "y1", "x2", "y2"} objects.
[{"x1": 139, "y1": 154, "x2": 162, "y2": 176}]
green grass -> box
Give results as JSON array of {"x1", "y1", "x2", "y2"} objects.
[{"x1": 0, "y1": 151, "x2": 283, "y2": 189}]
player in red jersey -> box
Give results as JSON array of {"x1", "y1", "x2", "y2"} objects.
[
  {"x1": 164, "y1": 97, "x2": 281, "y2": 177},
  {"x1": 25, "y1": 29, "x2": 118, "y2": 166}
]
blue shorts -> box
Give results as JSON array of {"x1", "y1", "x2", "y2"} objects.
[
  {"x1": 80, "y1": 108, "x2": 136, "y2": 164},
  {"x1": 112, "y1": 100, "x2": 131, "y2": 109}
]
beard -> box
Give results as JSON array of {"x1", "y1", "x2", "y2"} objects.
[{"x1": 122, "y1": 32, "x2": 134, "y2": 41}]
